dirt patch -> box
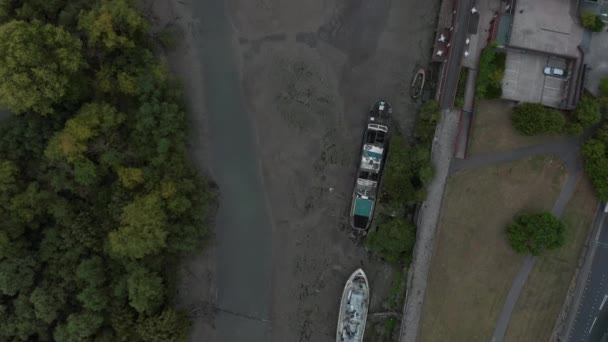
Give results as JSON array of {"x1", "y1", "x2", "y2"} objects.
[
  {"x1": 468, "y1": 99, "x2": 562, "y2": 156},
  {"x1": 420, "y1": 156, "x2": 566, "y2": 341},
  {"x1": 504, "y1": 177, "x2": 598, "y2": 342}
]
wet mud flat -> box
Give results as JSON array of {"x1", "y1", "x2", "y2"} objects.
[{"x1": 144, "y1": 0, "x2": 440, "y2": 340}]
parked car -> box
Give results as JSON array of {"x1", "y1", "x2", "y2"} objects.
[{"x1": 543, "y1": 67, "x2": 565, "y2": 77}]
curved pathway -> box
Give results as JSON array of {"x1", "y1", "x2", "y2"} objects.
[
  {"x1": 450, "y1": 136, "x2": 581, "y2": 175},
  {"x1": 452, "y1": 136, "x2": 583, "y2": 342}
]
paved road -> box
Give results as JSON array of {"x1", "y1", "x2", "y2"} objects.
[
  {"x1": 191, "y1": 1, "x2": 273, "y2": 341},
  {"x1": 440, "y1": 0, "x2": 474, "y2": 109},
  {"x1": 569, "y1": 211, "x2": 608, "y2": 341}
]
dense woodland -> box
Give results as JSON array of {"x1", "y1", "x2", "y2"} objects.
[{"x1": 0, "y1": 0, "x2": 211, "y2": 340}]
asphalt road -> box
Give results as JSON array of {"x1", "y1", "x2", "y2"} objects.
[
  {"x1": 439, "y1": 0, "x2": 474, "y2": 109},
  {"x1": 191, "y1": 1, "x2": 273, "y2": 341},
  {"x1": 569, "y1": 211, "x2": 608, "y2": 342}
]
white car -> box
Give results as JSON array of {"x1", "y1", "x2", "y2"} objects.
[{"x1": 544, "y1": 67, "x2": 565, "y2": 77}]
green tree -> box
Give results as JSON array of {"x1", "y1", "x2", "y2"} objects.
[
  {"x1": 366, "y1": 218, "x2": 416, "y2": 264},
  {"x1": 53, "y1": 311, "x2": 104, "y2": 342},
  {"x1": 45, "y1": 102, "x2": 125, "y2": 162},
  {"x1": 78, "y1": 0, "x2": 146, "y2": 50},
  {"x1": 382, "y1": 135, "x2": 416, "y2": 207},
  {"x1": 3, "y1": 293, "x2": 48, "y2": 340},
  {"x1": 30, "y1": 283, "x2": 67, "y2": 323},
  {"x1": 507, "y1": 212, "x2": 566, "y2": 255},
  {"x1": 109, "y1": 192, "x2": 168, "y2": 259},
  {"x1": 600, "y1": 77, "x2": 608, "y2": 96},
  {"x1": 476, "y1": 43, "x2": 506, "y2": 99},
  {"x1": 117, "y1": 167, "x2": 144, "y2": 189},
  {"x1": 511, "y1": 102, "x2": 566, "y2": 135},
  {"x1": 77, "y1": 285, "x2": 109, "y2": 312},
  {"x1": 574, "y1": 95, "x2": 601, "y2": 128},
  {"x1": 76, "y1": 256, "x2": 105, "y2": 286},
  {"x1": 136, "y1": 308, "x2": 191, "y2": 342},
  {"x1": 127, "y1": 265, "x2": 164, "y2": 314},
  {"x1": 583, "y1": 138, "x2": 608, "y2": 201},
  {"x1": 580, "y1": 11, "x2": 605, "y2": 32},
  {"x1": 0, "y1": 20, "x2": 83, "y2": 114},
  {"x1": 415, "y1": 100, "x2": 440, "y2": 144},
  {"x1": 0, "y1": 256, "x2": 37, "y2": 295}
]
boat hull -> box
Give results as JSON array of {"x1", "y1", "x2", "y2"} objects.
[{"x1": 336, "y1": 269, "x2": 370, "y2": 342}]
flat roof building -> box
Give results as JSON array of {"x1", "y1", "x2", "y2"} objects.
[{"x1": 495, "y1": 0, "x2": 585, "y2": 109}]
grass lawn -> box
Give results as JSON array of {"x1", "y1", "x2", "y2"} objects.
[
  {"x1": 504, "y1": 177, "x2": 598, "y2": 341},
  {"x1": 419, "y1": 156, "x2": 566, "y2": 342},
  {"x1": 468, "y1": 100, "x2": 559, "y2": 156}
]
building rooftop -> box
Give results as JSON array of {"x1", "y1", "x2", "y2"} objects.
[{"x1": 509, "y1": 0, "x2": 583, "y2": 58}]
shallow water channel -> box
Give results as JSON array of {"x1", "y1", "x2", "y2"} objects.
[{"x1": 191, "y1": 1, "x2": 273, "y2": 341}]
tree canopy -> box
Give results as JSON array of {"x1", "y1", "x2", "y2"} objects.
[
  {"x1": 0, "y1": 0, "x2": 210, "y2": 340},
  {"x1": 476, "y1": 42, "x2": 505, "y2": 99},
  {"x1": 0, "y1": 20, "x2": 84, "y2": 114},
  {"x1": 511, "y1": 102, "x2": 566, "y2": 135},
  {"x1": 574, "y1": 95, "x2": 601, "y2": 129},
  {"x1": 580, "y1": 11, "x2": 605, "y2": 32},
  {"x1": 366, "y1": 218, "x2": 417, "y2": 264},
  {"x1": 507, "y1": 212, "x2": 566, "y2": 255}
]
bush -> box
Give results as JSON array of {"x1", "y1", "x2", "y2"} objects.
[
  {"x1": 477, "y1": 42, "x2": 506, "y2": 99},
  {"x1": 580, "y1": 11, "x2": 605, "y2": 32},
  {"x1": 574, "y1": 95, "x2": 601, "y2": 128},
  {"x1": 583, "y1": 137, "x2": 608, "y2": 201},
  {"x1": 366, "y1": 218, "x2": 416, "y2": 264},
  {"x1": 511, "y1": 102, "x2": 566, "y2": 135},
  {"x1": 507, "y1": 212, "x2": 566, "y2": 255},
  {"x1": 415, "y1": 100, "x2": 440, "y2": 144}
]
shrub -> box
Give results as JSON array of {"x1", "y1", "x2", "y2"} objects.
[
  {"x1": 366, "y1": 217, "x2": 416, "y2": 264},
  {"x1": 580, "y1": 11, "x2": 605, "y2": 32},
  {"x1": 583, "y1": 138, "x2": 608, "y2": 201},
  {"x1": 511, "y1": 102, "x2": 565, "y2": 135},
  {"x1": 477, "y1": 43, "x2": 506, "y2": 99},
  {"x1": 507, "y1": 212, "x2": 566, "y2": 255},
  {"x1": 574, "y1": 95, "x2": 601, "y2": 128},
  {"x1": 415, "y1": 100, "x2": 440, "y2": 144}
]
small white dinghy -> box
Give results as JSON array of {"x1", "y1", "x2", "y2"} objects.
[{"x1": 336, "y1": 269, "x2": 370, "y2": 342}]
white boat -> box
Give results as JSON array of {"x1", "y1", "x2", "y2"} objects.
[{"x1": 336, "y1": 269, "x2": 370, "y2": 342}]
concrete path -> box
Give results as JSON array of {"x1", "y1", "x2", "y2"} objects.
[
  {"x1": 450, "y1": 136, "x2": 581, "y2": 174},
  {"x1": 491, "y1": 255, "x2": 538, "y2": 342},
  {"x1": 399, "y1": 109, "x2": 460, "y2": 342}
]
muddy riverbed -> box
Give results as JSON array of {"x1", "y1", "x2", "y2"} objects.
[{"x1": 144, "y1": 0, "x2": 439, "y2": 340}]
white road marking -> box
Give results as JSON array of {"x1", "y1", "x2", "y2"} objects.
[
  {"x1": 600, "y1": 295, "x2": 608, "y2": 310},
  {"x1": 589, "y1": 317, "x2": 597, "y2": 333}
]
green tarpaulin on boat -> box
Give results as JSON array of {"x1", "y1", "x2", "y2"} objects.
[{"x1": 354, "y1": 198, "x2": 373, "y2": 218}]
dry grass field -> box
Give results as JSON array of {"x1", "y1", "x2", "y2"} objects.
[{"x1": 419, "y1": 156, "x2": 566, "y2": 341}]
